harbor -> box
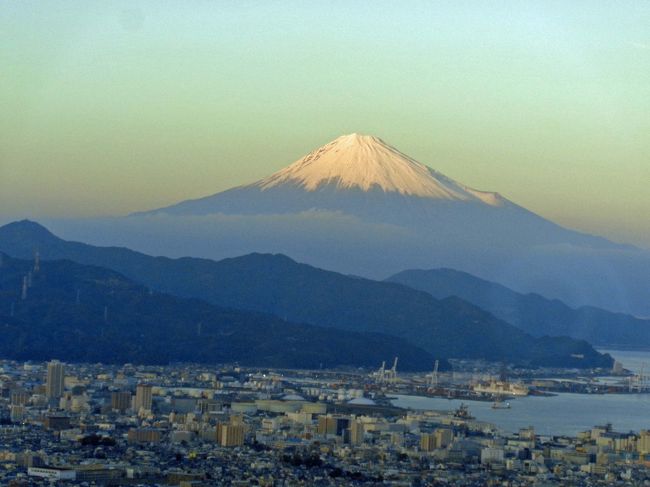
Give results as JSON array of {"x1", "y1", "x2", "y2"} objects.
[{"x1": 389, "y1": 349, "x2": 650, "y2": 436}]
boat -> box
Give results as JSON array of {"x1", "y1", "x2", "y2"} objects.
[
  {"x1": 473, "y1": 380, "x2": 529, "y2": 397},
  {"x1": 453, "y1": 403, "x2": 474, "y2": 420}
]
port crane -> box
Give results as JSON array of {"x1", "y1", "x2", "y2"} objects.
[
  {"x1": 426, "y1": 360, "x2": 439, "y2": 388},
  {"x1": 372, "y1": 357, "x2": 399, "y2": 383},
  {"x1": 387, "y1": 357, "x2": 398, "y2": 382}
]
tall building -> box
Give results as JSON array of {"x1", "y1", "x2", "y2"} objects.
[
  {"x1": 10, "y1": 405, "x2": 26, "y2": 422},
  {"x1": 220, "y1": 424, "x2": 245, "y2": 447},
  {"x1": 317, "y1": 414, "x2": 349, "y2": 437},
  {"x1": 349, "y1": 419, "x2": 365, "y2": 445},
  {"x1": 111, "y1": 391, "x2": 132, "y2": 413},
  {"x1": 46, "y1": 361, "x2": 65, "y2": 400},
  {"x1": 420, "y1": 433, "x2": 436, "y2": 452},
  {"x1": 134, "y1": 384, "x2": 153, "y2": 411},
  {"x1": 435, "y1": 428, "x2": 454, "y2": 448},
  {"x1": 421, "y1": 428, "x2": 454, "y2": 452},
  {"x1": 638, "y1": 430, "x2": 650, "y2": 455},
  {"x1": 11, "y1": 390, "x2": 30, "y2": 406}
]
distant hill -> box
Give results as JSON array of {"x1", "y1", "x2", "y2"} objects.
[
  {"x1": 0, "y1": 253, "x2": 437, "y2": 370},
  {"x1": 0, "y1": 221, "x2": 613, "y2": 369},
  {"x1": 388, "y1": 268, "x2": 650, "y2": 349}
]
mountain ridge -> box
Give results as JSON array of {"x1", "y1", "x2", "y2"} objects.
[
  {"x1": 0, "y1": 220, "x2": 613, "y2": 369},
  {"x1": 0, "y1": 252, "x2": 437, "y2": 369},
  {"x1": 388, "y1": 268, "x2": 650, "y2": 348}
]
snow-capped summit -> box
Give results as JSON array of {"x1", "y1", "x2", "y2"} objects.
[
  {"x1": 253, "y1": 133, "x2": 503, "y2": 206},
  {"x1": 136, "y1": 133, "x2": 512, "y2": 219}
]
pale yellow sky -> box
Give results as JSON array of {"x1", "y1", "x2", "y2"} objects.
[{"x1": 1, "y1": 1, "x2": 649, "y2": 247}]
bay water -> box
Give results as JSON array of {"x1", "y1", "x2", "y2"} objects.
[{"x1": 392, "y1": 349, "x2": 650, "y2": 436}]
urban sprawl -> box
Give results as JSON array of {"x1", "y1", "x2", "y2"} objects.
[{"x1": 0, "y1": 359, "x2": 649, "y2": 486}]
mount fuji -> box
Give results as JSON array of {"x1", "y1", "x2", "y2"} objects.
[
  {"x1": 137, "y1": 134, "x2": 614, "y2": 250},
  {"x1": 45, "y1": 134, "x2": 650, "y2": 316},
  {"x1": 143, "y1": 133, "x2": 509, "y2": 218}
]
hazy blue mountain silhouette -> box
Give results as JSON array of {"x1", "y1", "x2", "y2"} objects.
[
  {"x1": 388, "y1": 268, "x2": 650, "y2": 349},
  {"x1": 0, "y1": 252, "x2": 438, "y2": 370},
  {"x1": 0, "y1": 220, "x2": 612, "y2": 368}
]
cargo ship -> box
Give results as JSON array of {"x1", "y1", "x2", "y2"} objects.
[{"x1": 473, "y1": 380, "x2": 529, "y2": 397}]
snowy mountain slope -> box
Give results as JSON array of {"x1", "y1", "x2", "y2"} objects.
[
  {"x1": 138, "y1": 133, "x2": 510, "y2": 218},
  {"x1": 254, "y1": 133, "x2": 504, "y2": 205}
]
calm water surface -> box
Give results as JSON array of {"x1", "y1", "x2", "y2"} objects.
[
  {"x1": 392, "y1": 349, "x2": 650, "y2": 436},
  {"x1": 599, "y1": 348, "x2": 650, "y2": 375}
]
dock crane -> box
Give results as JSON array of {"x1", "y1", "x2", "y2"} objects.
[
  {"x1": 427, "y1": 360, "x2": 439, "y2": 388},
  {"x1": 387, "y1": 357, "x2": 398, "y2": 382}
]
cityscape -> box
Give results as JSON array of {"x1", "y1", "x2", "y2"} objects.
[
  {"x1": 2, "y1": 1, "x2": 649, "y2": 486},
  {"x1": 2, "y1": 357, "x2": 650, "y2": 486}
]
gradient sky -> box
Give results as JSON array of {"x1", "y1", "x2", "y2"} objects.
[{"x1": 1, "y1": 1, "x2": 649, "y2": 247}]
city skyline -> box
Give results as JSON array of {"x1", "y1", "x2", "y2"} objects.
[{"x1": 1, "y1": 1, "x2": 649, "y2": 247}]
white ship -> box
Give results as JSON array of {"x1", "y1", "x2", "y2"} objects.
[{"x1": 473, "y1": 380, "x2": 529, "y2": 397}]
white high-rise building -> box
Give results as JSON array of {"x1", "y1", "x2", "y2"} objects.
[
  {"x1": 46, "y1": 360, "x2": 65, "y2": 400},
  {"x1": 134, "y1": 384, "x2": 153, "y2": 411}
]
